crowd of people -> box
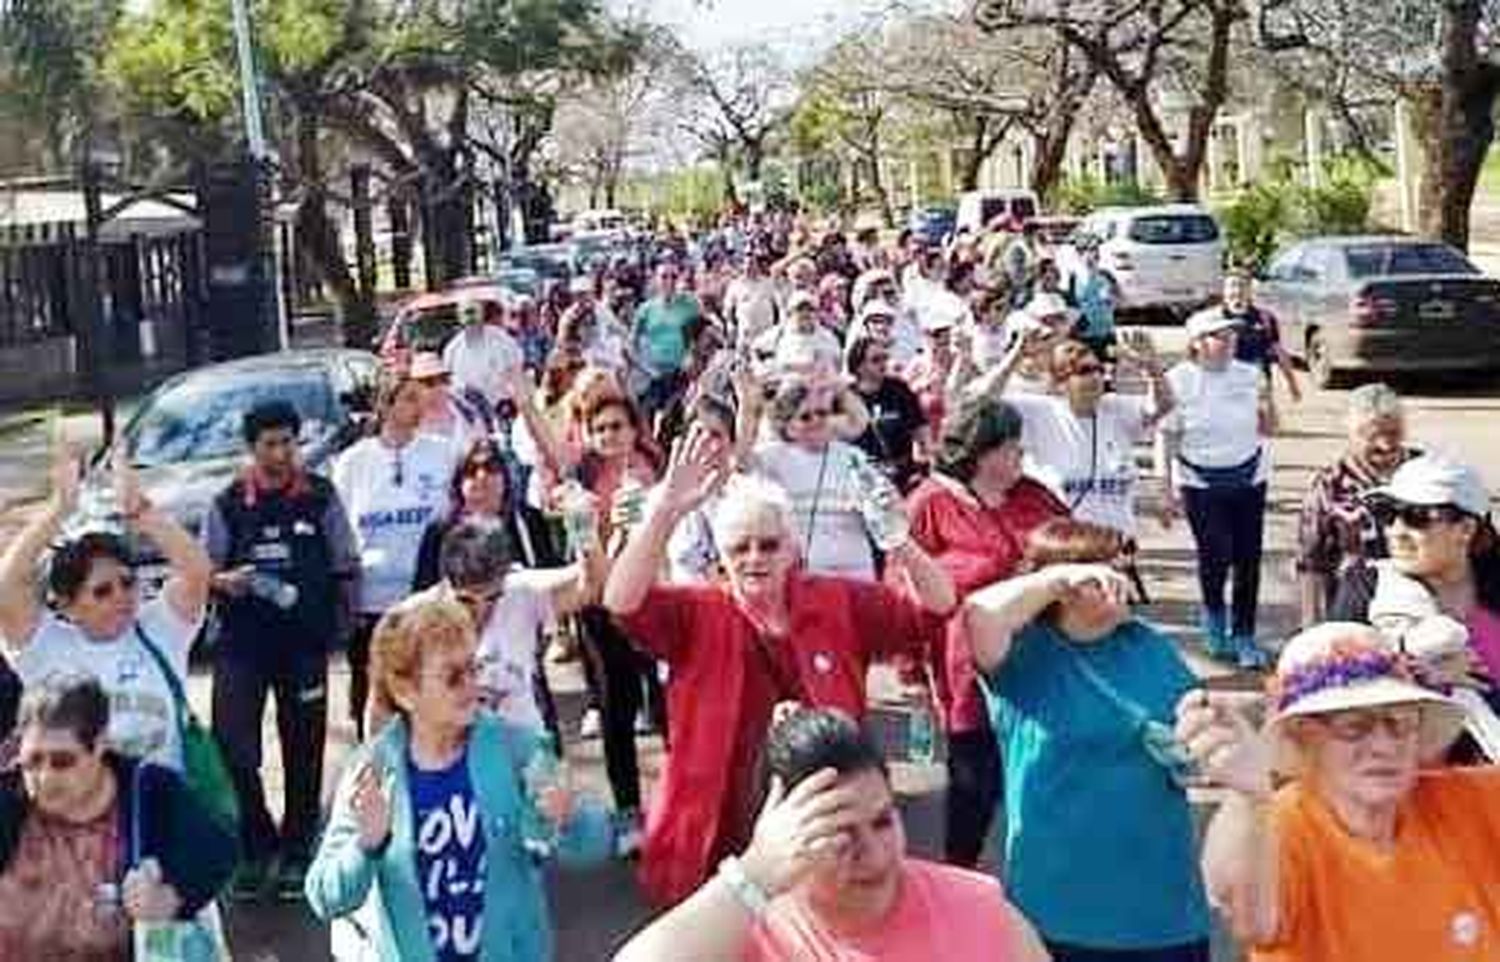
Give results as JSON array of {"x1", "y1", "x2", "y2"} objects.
[{"x1": 0, "y1": 205, "x2": 1497, "y2": 961}]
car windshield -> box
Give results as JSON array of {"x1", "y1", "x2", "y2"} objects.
[
  {"x1": 1344, "y1": 243, "x2": 1479, "y2": 278},
  {"x1": 1127, "y1": 215, "x2": 1220, "y2": 244},
  {"x1": 128, "y1": 369, "x2": 337, "y2": 467}
]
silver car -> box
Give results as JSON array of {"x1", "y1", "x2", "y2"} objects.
[{"x1": 1256, "y1": 236, "x2": 1500, "y2": 387}]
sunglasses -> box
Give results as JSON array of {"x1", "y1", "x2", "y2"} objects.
[
  {"x1": 423, "y1": 657, "x2": 482, "y2": 691},
  {"x1": 795, "y1": 408, "x2": 834, "y2": 424},
  {"x1": 19, "y1": 749, "x2": 82, "y2": 773},
  {"x1": 87, "y1": 572, "x2": 138, "y2": 602},
  {"x1": 1317, "y1": 707, "x2": 1421, "y2": 742},
  {"x1": 463, "y1": 460, "x2": 502, "y2": 479},
  {"x1": 1370, "y1": 500, "x2": 1463, "y2": 531},
  {"x1": 726, "y1": 536, "x2": 784, "y2": 556}
]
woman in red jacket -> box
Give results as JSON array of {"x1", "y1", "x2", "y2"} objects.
[
  {"x1": 905, "y1": 395, "x2": 1067, "y2": 867},
  {"x1": 604, "y1": 427, "x2": 957, "y2": 906}
]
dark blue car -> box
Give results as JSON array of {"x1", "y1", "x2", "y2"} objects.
[{"x1": 908, "y1": 205, "x2": 957, "y2": 246}]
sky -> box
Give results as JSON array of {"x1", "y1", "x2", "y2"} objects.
[{"x1": 619, "y1": 0, "x2": 952, "y2": 64}]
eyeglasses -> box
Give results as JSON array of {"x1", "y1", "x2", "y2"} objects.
[
  {"x1": 87, "y1": 572, "x2": 138, "y2": 602},
  {"x1": 423, "y1": 657, "x2": 482, "y2": 691},
  {"x1": 1370, "y1": 500, "x2": 1463, "y2": 531},
  {"x1": 19, "y1": 749, "x2": 82, "y2": 773},
  {"x1": 726, "y1": 536, "x2": 783, "y2": 556},
  {"x1": 1317, "y1": 707, "x2": 1422, "y2": 742},
  {"x1": 794, "y1": 408, "x2": 834, "y2": 424}
]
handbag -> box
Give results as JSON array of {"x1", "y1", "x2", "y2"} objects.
[
  {"x1": 128, "y1": 765, "x2": 234, "y2": 962},
  {"x1": 1064, "y1": 641, "x2": 1198, "y2": 789},
  {"x1": 134, "y1": 625, "x2": 241, "y2": 832}
]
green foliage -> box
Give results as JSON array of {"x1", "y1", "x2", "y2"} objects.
[
  {"x1": 1050, "y1": 174, "x2": 1164, "y2": 215},
  {"x1": 106, "y1": 0, "x2": 236, "y2": 122},
  {"x1": 1216, "y1": 156, "x2": 1377, "y2": 271}
]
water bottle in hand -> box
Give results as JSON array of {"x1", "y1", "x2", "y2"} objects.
[
  {"x1": 247, "y1": 572, "x2": 299, "y2": 610},
  {"x1": 559, "y1": 482, "x2": 599, "y2": 559},
  {"x1": 907, "y1": 702, "x2": 938, "y2": 765},
  {"x1": 520, "y1": 734, "x2": 563, "y2": 860}
]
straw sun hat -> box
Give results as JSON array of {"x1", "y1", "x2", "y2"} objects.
[{"x1": 1266, "y1": 621, "x2": 1468, "y2": 775}]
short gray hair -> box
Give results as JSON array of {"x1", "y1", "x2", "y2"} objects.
[
  {"x1": 1347, "y1": 383, "x2": 1402, "y2": 429},
  {"x1": 18, "y1": 673, "x2": 109, "y2": 750},
  {"x1": 710, "y1": 474, "x2": 796, "y2": 551},
  {"x1": 439, "y1": 520, "x2": 513, "y2": 589}
]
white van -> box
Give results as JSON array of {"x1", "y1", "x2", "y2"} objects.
[
  {"x1": 1057, "y1": 204, "x2": 1224, "y2": 313},
  {"x1": 956, "y1": 189, "x2": 1040, "y2": 234},
  {"x1": 573, "y1": 208, "x2": 629, "y2": 234}
]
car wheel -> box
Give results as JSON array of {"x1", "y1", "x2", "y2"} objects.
[{"x1": 1307, "y1": 330, "x2": 1344, "y2": 389}]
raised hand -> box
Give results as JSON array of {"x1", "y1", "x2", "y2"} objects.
[
  {"x1": 1049, "y1": 563, "x2": 1131, "y2": 607},
  {"x1": 1174, "y1": 689, "x2": 1273, "y2": 798},
  {"x1": 121, "y1": 857, "x2": 183, "y2": 923},
  {"x1": 49, "y1": 423, "x2": 81, "y2": 513},
  {"x1": 350, "y1": 760, "x2": 393, "y2": 852},
  {"x1": 659, "y1": 426, "x2": 728, "y2": 515},
  {"x1": 1116, "y1": 328, "x2": 1159, "y2": 368}
]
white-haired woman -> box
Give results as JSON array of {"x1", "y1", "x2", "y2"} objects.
[
  {"x1": 603, "y1": 429, "x2": 956, "y2": 906},
  {"x1": 1178, "y1": 621, "x2": 1499, "y2": 960},
  {"x1": 1296, "y1": 383, "x2": 1417, "y2": 626}
]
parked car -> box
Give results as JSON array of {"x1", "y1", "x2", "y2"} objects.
[
  {"x1": 498, "y1": 244, "x2": 574, "y2": 283},
  {"x1": 955, "y1": 189, "x2": 1039, "y2": 234},
  {"x1": 907, "y1": 205, "x2": 957, "y2": 246},
  {"x1": 1057, "y1": 204, "x2": 1224, "y2": 315},
  {"x1": 1030, "y1": 215, "x2": 1082, "y2": 250},
  {"x1": 1254, "y1": 236, "x2": 1500, "y2": 387},
  {"x1": 376, "y1": 281, "x2": 512, "y2": 369},
  {"x1": 84, "y1": 348, "x2": 381, "y2": 595}
]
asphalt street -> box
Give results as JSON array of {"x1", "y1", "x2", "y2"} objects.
[{"x1": 5, "y1": 327, "x2": 1500, "y2": 961}]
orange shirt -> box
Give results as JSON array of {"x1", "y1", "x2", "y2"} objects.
[
  {"x1": 745, "y1": 859, "x2": 1021, "y2": 961},
  {"x1": 1253, "y1": 768, "x2": 1500, "y2": 962}
]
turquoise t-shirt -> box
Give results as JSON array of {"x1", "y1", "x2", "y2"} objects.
[
  {"x1": 1072, "y1": 269, "x2": 1116, "y2": 339},
  {"x1": 981, "y1": 618, "x2": 1210, "y2": 949},
  {"x1": 633, "y1": 295, "x2": 699, "y2": 374}
]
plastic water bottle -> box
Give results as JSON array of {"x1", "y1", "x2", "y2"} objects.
[
  {"x1": 907, "y1": 702, "x2": 938, "y2": 765},
  {"x1": 612, "y1": 475, "x2": 647, "y2": 534},
  {"x1": 559, "y1": 481, "x2": 599, "y2": 559},
  {"x1": 520, "y1": 734, "x2": 563, "y2": 860},
  {"x1": 246, "y1": 571, "x2": 299, "y2": 610}
]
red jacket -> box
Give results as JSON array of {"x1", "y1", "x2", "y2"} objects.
[
  {"x1": 907, "y1": 475, "x2": 1067, "y2": 732},
  {"x1": 617, "y1": 573, "x2": 944, "y2": 906}
]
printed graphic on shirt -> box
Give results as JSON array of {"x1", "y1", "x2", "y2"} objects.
[{"x1": 411, "y1": 759, "x2": 488, "y2": 962}]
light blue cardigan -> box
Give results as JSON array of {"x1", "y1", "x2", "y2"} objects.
[{"x1": 305, "y1": 713, "x2": 614, "y2": 962}]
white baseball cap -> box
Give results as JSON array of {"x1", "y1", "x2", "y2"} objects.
[
  {"x1": 1025, "y1": 292, "x2": 1074, "y2": 324},
  {"x1": 1185, "y1": 307, "x2": 1239, "y2": 340},
  {"x1": 1367, "y1": 454, "x2": 1491, "y2": 517}
]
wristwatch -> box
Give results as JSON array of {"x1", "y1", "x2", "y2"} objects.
[{"x1": 717, "y1": 855, "x2": 771, "y2": 917}]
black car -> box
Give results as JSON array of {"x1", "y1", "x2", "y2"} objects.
[
  {"x1": 84, "y1": 349, "x2": 382, "y2": 591},
  {"x1": 1255, "y1": 237, "x2": 1500, "y2": 387}
]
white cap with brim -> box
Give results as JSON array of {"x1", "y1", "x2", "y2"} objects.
[
  {"x1": 1185, "y1": 307, "x2": 1239, "y2": 340},
  {"x1": 1267, "y1": 622, "x2": 1469, "y2": 776},
  {"x1": 1365, "y1": 454, "x2": 1491, "y2": 517},
  {"x1": 1025, "y1": 292, "x2": 1074, "y2": 323}
]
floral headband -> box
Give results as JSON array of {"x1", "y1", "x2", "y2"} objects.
[{"x1": 1266, "y1": 638, "x2": 1413, "y2": 713}]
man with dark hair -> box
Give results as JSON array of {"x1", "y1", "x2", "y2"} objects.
[
  {"x1": 614, "y1": 708, "x2": 1048, "y2": 962},
  {"x1": 202, "y1": 399, "x2": 359, "y2": 901}
]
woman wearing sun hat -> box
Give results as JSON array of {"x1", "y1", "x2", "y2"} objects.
[{"x1": 1176, "y1": 621, "x2": 1500, "y2": 960}]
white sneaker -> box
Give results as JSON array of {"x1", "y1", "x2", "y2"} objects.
[
  {"x1": 634, "y1": 711, "x2": 654, "y2": 735},
  {"x1": 579, "y1": 707, "x2": 602, "y2": 739}
]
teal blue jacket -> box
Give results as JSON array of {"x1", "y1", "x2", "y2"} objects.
[{"x1": 305, "y1": 714, "x2": 613, "y2": 962}]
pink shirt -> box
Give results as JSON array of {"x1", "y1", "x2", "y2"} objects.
[
  {"x1": 745, "y1": 859, "x2": 1019, "y2": 962},
  {"x1": 1468, "y1": 605, "x2": 1500, "y2": 682}
]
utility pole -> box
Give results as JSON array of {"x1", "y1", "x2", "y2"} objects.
[{"x1": 229, "y1": 0, "x2": 288, "y2": 350}]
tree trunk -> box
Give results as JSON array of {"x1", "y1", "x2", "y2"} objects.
[
  {"x1": 959, "y1": 118, "x2": 988, "y2": 193},
  {"x1": 1415, "y1": 0, "x2": 1500, "y2": 250},
  {"x1": 289, "y1": 106, "x2": 375, "y2": 347},
  {"x1": 388, "y1": 193, "x2": 413, "y2": 291},
  {"x1": 418, "y1": 151, "x2": 473, "y2": 289}
]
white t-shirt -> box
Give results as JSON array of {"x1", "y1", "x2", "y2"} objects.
[
  {"x1": 1007, "y1": 394, "x2": 1152, "y2": 536},
  {"x1": 15, "y1": 596, "x2": 202, "y2": 770},
  {"x1": 752, "y1": 323, "x2": 842, "y2": 378},
  {"x1": 442, "y1": 326, "x2": 525, "y2": 407},
  {"x1": 754, "y1": 441, "x2": 877, "y2": 580},
  {"x1": 333, "y1": 435, "x2": 457, "y2": 613},
  {"x1": 970, "y1": 323, "x2": 1009, "y2": 373},
  {"x1": 475, "y1": 569, "x2": 556, "y2": 732},
  {"x1": 725, "y1": 275, "x2": 779, "y2": 350},
  {"x1": 583, "y1": 312, "x2": 631, "y2": 373},
  {"x1": 1162, "y1": 360, "x2": 1268, "y2": 488}
]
